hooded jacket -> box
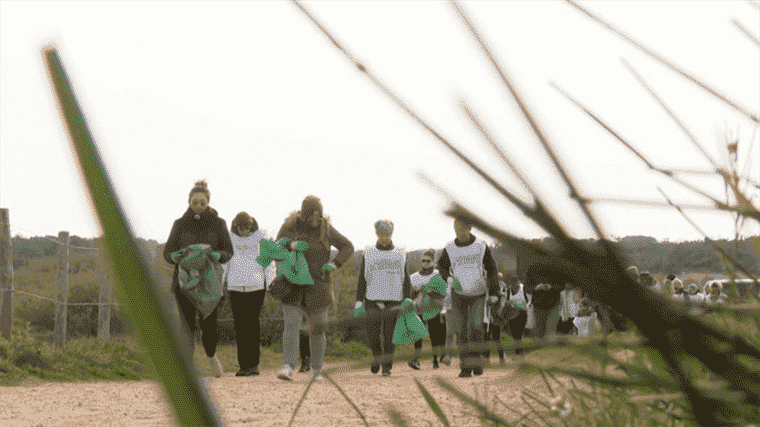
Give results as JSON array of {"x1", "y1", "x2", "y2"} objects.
[{"x1": 164, "y1": 207, "x2": 234, "y2": 295}]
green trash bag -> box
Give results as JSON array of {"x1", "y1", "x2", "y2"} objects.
[
  {"x1": 256, "y1": 238, "x2": 292, "y2": 269},
  {"x1": 415, "y1": 293, "x2": 445, "y2": 321},
  {"x1": 277, "y1": 250, "x2": 314, "y2": 285},
  {"x1": 177, "y1": 244, "x2": 224, "y2": 320},
  {"x1": 421, "y1": 273, "x2": 448, "y2": 297},
  {"x1": 393, "y1": 302, "x2": 428, "y2": 345}
]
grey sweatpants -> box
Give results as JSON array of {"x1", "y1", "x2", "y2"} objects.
[{"x1": 282, "y1": 304, "x2": 327, "y2": 372}]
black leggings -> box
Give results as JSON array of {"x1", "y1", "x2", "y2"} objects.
[
  {"x1": 413, "y1": 313, "x2": 446, "y2": 351},
  {"x1": 176, "y1": 290, "x2": 219, "y2": 358},
  {"x1": 483, "y1": 322, "x2": 503, "y2": 359},
  {"x1": 229, "y1": 290, "x2": 266, "y2": 370},
  {"x1": 508, "y1": 310, "x2": 528, "y2": 355}
]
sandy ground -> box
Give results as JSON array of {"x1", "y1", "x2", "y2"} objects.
[{"x1": 0, "y1": 359, "x2": 566, "y2": 427}]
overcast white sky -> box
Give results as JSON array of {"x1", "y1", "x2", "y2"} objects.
[{"x1": 1, "y1": 1, "x2": 758, "y2": 251}]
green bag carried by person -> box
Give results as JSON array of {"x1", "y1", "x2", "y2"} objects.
[
  {"x1": 392, "y1": 299, "x2": 428, "y2": 345},
  {"x1": 256, "y1": 237, "x2": 292, "y2": 269},
  {"x1": 277, "y1": 250, "x2": 314, "y2": 285},
  {"x1": 421, "y1": 273, "x2": 448, "y2": 297},
  {"x1": 176, "y1": 244, "x2": 224, "y2": 320}
]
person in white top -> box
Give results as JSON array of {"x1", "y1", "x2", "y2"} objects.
[
  {"x1": 503, "y1": 273, "x2": 530, "y2": 357},
  {"x1": 686, "y1": 283, "x2": 705, "y2": 316},
  {"x1": 557, "y1": 283, "x2": 582, "y2": 335},
  {"x1": 704, "y1": 283, "x2": 725, "y2": 312},
  {"x1": 437, "y1": 218, "x2": 500, "y2": 378},
  {"x1": 225, "y1": 212, "x2": 274, "y2": 377},
  {"x1": 572, "y1": 297, "x2": 599, "y2": 337},
  {"x1": 408, "y1": 249, "x2": 445, "y2": 370},
  {"x1": 354, "y1": 220, "x2": 412, "y2": 377},
  {"x1": 483, "y1": 273, "x2": 508, "y2": 364}
]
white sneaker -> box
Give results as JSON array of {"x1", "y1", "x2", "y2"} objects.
[
  {"x1": 310, "y1": 370, "x2": 324, "y2": 383},
  {"x1": 209, "y1": 355, "x2": 223, "y2": 378},
  {"x1": 277, "y1": 364, "x2": 294, "y2": 381}
]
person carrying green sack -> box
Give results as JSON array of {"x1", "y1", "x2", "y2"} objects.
[
  {"x1": 354, "y1": 220, "x2": 412, "y2": 377},
  {"x1": 407, "y1": 249, "x2": 447, "y2": 370},
  {"x1": 437, "y1": 218, "x2": 500, "y2": 378},
  {"x1": 164, "y1": 180, "x2": 233, "y2": 377},
  {"x1": 275, "y1": 196, "x2": 354, "y2": 383}
]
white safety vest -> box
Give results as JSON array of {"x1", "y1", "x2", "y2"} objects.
[
  {"x1": 364, "y1": 246, "x2": 406, "y2": 301},
  {"x1": 411, "y1": 269, "x2": 439, "y2": 290},
  {"x1": 445, "y1": 239, "x2": 488, "y2": 297},
  {"x1": 225, "y1": 230, "x2": 274, "y2": 292}
]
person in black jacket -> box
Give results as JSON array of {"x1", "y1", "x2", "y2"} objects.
[
  {"x1": 163, "y1": 180, "x2": 234, "y2": 376},
  {"x1": 524, "y1": 263, "x2": 566, "y2": 341}
]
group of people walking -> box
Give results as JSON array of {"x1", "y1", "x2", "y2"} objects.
[{"x1": 162, "y1": 180, "x2": 623, "y2": 383}]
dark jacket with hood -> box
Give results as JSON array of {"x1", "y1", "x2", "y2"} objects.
[{"x1": 164, "y1": 207, "x2": 234, "y2": 295}]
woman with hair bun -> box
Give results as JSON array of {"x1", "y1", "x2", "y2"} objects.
[{"x1": 164, "y1": 180, "x2": 234, "y2": 377}]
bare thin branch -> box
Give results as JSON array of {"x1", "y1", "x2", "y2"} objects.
[
  {"x1": 564, "y1": 0, "x2": 760, "y2": 124},
  {"x1": 621, "y1": 58, "x2": 721, "y2": 171},
  {"x1": 460, "y1": 100, "x2": 539, "y2": 204},
  {"x1": 732, "y1": 18, "x2": 760, "y2": 47},
  {"x1": 551, "y1": 80, "x2": 740, "y2": 213},
  {"x1": 451, "y1": 0, "x2": 608, "y2": 242},
  {"x1": 294, "y1": 0, "x2": 582, "y2": 246},
  {"x1": 588, "y1": 197, "x2": 724, "y2": 211}
]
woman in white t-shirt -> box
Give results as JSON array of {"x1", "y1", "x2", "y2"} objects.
[
  {"x1": 225, "y1": 212, "x2": 275, "y2": 377},
  {"x1": 686, "y1": 283, "x2": 705, "y2": 316},
  {"x1": 557, "y1": 283, "x2": 581, "y2": 335},
  {"x1": 504, "y1": 274, "x2": 530, "y2": 357},
  {"x1": 572, "y1": 297, "x2": 599, "y2": 337}
]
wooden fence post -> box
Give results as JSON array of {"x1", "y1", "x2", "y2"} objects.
[
  {"x1": 97, "y1": 237, "x2": 111, "y2": 340},
  {"x1": 0, "y1": 208, "x2": 13, "y2": 339},
  {"x1": 54, "y1": 231, "x2": 70, "y2": 348}
]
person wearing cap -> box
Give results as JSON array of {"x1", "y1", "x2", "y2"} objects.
[
  {"x1": 275, "y1": 195, "x2": 354, "y2": 383},
  {"x1": 223, "y1": 212, "x2": 275, "y2": 377},
  {"x1": 437, "y1": 218, "x2": 500, "y2": 378},
  {"x1": 355, "y1": 220, "x2": 412, "y2": 377},
  {"x1": 164, "y1": 180, "x2": 234, "y2": 377},
  {"x1": 408, "y1": 249, "x2": 446, "y2": 370}
]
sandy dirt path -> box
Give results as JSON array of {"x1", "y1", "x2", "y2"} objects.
[{"x1": 0, "y1": 360, "x2": 565, "y2": 427}]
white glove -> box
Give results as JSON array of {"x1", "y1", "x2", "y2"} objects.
[
  {"x1": 488, "y1": 296, "x2": 499, "y2": 304},
  {"x1": 354, "y1": 301, "x2": 363, "y2": 310},
  {"x1": 376, "y1": 302, "x2": 385, "y2": 310}
]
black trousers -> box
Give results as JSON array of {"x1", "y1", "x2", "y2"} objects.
[
  {"x1": 176, "y1": 289, "x2": 219, "y2": 358},
  {"x1": 229, "y1": 290, "x2": 266, "y2": 370},
  {"x1": 508, "y1": 310, "x2": 528, "y2": 355},
  {"x1": 483, "y1": 322, "x2": 504, "y2": 359},
  {"x1": 413, "y1": 312, "x2": 446, "y2": 352},
  {"x1": 365, "y1": 300, "x2": 401, "y2": 368}
]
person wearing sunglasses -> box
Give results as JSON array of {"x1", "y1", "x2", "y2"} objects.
[{"x1": 408, "y1": 249, "x2": 446, "y2": 370}]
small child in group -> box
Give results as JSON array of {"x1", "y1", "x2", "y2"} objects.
[
  {"x1": 686, "y1": 283, "x2": 705, "y2": 316},
  {"x1": 670, "y1": 278, "x2": 686, "y2": 301},
  {"x1": 704, "y1": 283, "x2": 725, "y2": 312},
  {"x1": 572, "y1": 297, "x2": 599, "y2": 337}
]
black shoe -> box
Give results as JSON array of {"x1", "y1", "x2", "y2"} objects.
[
  {"x1": 299, "y1": 356, "x2": 310, "y2": 373},
  {"x1": 371, "y1": 363, "x2": 380, "y2": 374},
  {"x1": 382, "y1": 363, "x2": 392, "y2": 376},
  {"x1": 235, "y1": 367, "x2": 259, "y2": 377},
  {"x1": 408, "y1": 358, "x2": 421, "y2": 370},
  {"x1": 458, "y1": 369, "x2": 472, "y2": 378},
  {"x1": 433, "y1": 356, "x2": 440, "y2": 370},
  {"x1": 473, "y1": 366, "x2": 483, "y2": 376}
]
